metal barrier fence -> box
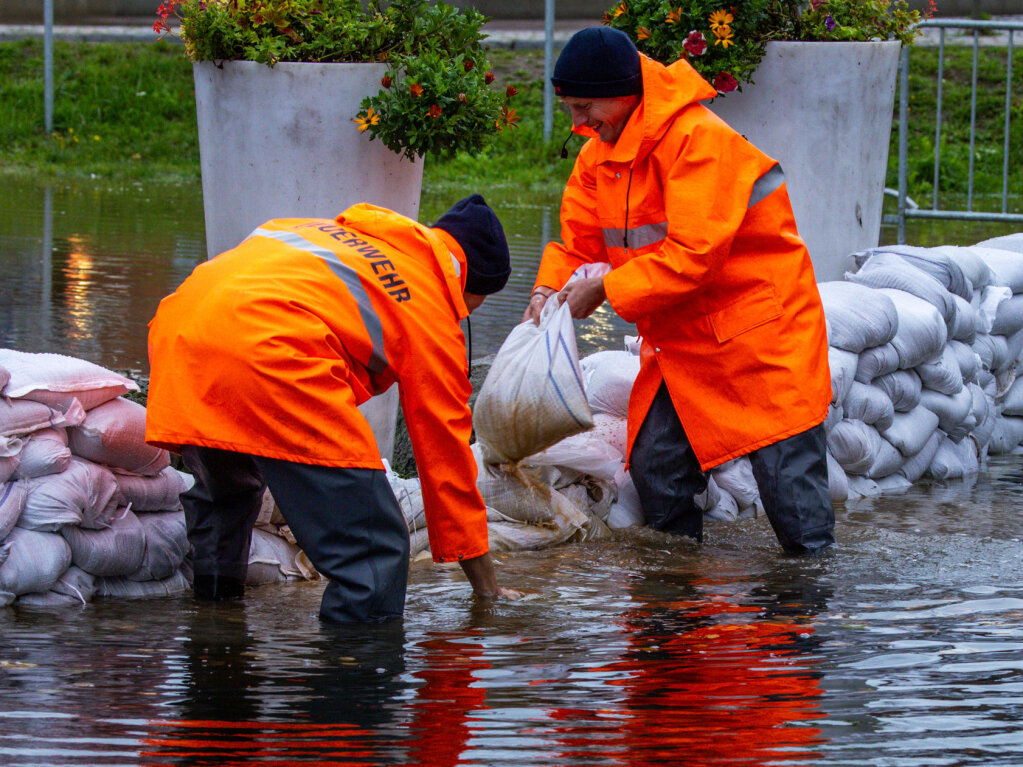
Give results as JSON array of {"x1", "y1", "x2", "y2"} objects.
[{"x1": 886, "y1": 18, "x2": 1023, "y2": 243}]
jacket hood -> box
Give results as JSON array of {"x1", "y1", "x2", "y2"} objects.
[
  {"x1": 587, "y1": 54, "x2": 718, "y2": 165},
  {"x1": 336, "y1": 203, "x2": 470, "y2": 319}
]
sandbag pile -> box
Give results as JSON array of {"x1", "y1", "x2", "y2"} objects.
[{"x1": 0, "y1": 349, "x2": 312, "y2": 609}]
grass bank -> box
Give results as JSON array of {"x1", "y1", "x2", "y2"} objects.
[{"x1": 0, "y1": 38, "x2": 1019, "y2": 208}]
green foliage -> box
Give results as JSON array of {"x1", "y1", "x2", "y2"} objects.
[
  {"x1": 604, "y1": 0, "x2": 927, "y2": 92},
  {"x1": 159, "y1": 0, "x2": 515, "y2": 159}
]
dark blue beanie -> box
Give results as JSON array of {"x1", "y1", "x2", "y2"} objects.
[
  {"x1": 551, "y1": 27, "x2": 642, "y2": 99},
  {"x1": 432, "y1": 194, "x2": 511, "y2": 295}
]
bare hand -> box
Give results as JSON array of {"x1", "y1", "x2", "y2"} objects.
[
  {"x1": 522, "y1": 287, "x2": 556, "y2": 324},
  {"x1": 557, "y1": 276, "x2": 607, "y2": 319}
]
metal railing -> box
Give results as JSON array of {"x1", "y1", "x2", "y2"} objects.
[{"x1": 886, "y1": 18, "x2": 1023, "y2": 242}]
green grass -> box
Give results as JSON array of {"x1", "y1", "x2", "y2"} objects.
[{"x1": 0, "y1": 39, "x2": 1019, "y2": 209}]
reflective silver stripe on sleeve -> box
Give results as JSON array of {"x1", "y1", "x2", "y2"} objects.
[
  {"x1": 748, "y1": 163, "x2": 785, "y2": 209},
  {"x1": 602, "y1": 220, "x2": 668, "y2": 250},
  {"x1": 250, "y1": 227, "x2": 389, "y2": 375}
]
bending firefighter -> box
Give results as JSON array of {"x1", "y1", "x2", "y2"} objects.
[
  {"x1": 525, "y1": 28, "x2": 834, "y2": 555},
  {"x1": 146, "y1": 195, "x2": 519, "y2": 622}
]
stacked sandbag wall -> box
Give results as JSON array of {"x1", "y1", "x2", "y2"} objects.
[{"x1": 0, "y1": 350, "x2": 314, "y2": 609}]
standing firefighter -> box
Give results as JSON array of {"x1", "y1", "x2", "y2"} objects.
[
  {"x1": 525, "y1": 28, "x2": 834, "y2": 555},
  {"x1": 146, "y1": 196, "x2": 519, "y2": 622}
]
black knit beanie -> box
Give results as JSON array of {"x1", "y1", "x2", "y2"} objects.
[
  {"x1": 432, "y1": 194, "x2": 511, "y2": 295},
  {"x1": 551, "y1": 27, "x2": 643, "y2": 99}
]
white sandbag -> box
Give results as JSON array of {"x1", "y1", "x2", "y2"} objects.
[
  {"x1": 20, "y1": 458, "x2": 119, "y2": 532},
  {"x1": 899, "y1": 429, "x2": 944, "y2": 481},
  {"x1": 0, "y1": 364, "x2": 9, "y2": 391},
  {"x1": 988, "y1": 415, "x2": 1023, "y2": 455},
  {"x1": 842, "y1": 382, "x2": 895, "y2": 430},
  {"x1": 487, "y1": 485, "x2": 607, "y2": 552},
  {"x1": 0, "y1": 453, "x2": 19, "y2": 485},
  {"x1": 847, "y1": 255, "x2": 956, "y2": 327},
  {"x1": 973, "y1": 333, "x2": 1009, "y2": 373},
  {"x1": 866, "y1": 437, "x2": 904, "y2": 479},
  {"x1": 950, "y1": 295, "x2": 978, "y2": 343},
  {"x1": 972, "y1": 245, "x2": 1023, "y2": 292},
  {"x1": 1001, "y1": 376, "x2": 1023, "y2": 416},
  {"x1": 15, "y1": 428, "x2": 71, "y2": 479},
  {"x1": 829, "y1": 347, "x2": 859, "y2": 404},
  {"x1": 0, "y1": 349, "x2": 140, "y2": 411},
  {"x1": 51, "y1": 566, "x2": 97, "y2": 605},
  {"x1": 847, "y1": 475, "x2": 882, "y2": 498},
  {"x1": 701, "y1": 475, "x2": 741, "y2": 522},
  {"x1": 95, "y1": 569, "x2": 190, "y2": 600},
  {"x1": 947, "y1": 340, "x2": 980, "y2": 384},
  {"x1": 873, "y1": 370, "x2": 923, "y2": 412},
  {"x1": 607, "y1": 465, "x2": 644, "y2": 529},
  {"x1": 826, "y1": 451, "x2": 849, "y2": 502},
  {"x1": 128, "y1": 510, "x2": 189, "y2": 582},
  {"x1": 387, "y1": 473, "x2": 425, "y2": 533},
  {"x1": 524, "y1": 421, "x2": 624, "y2": 482},
  {"x1": 0, "y1": 481, "x2": 28, "y2": 540},
  {"x1": 817, "y1": 281, "x2": 898, "y2": 353},
  {"x1": 61, "y1": 508, "x2": 146, "y2": 577},
  {"x1": 16, "y1": 589, "x2": 85, "y2": 607},
  {"x1": 68, "y1": 397, "x2": 170, "y2": 476},
  {"x1": 877, "y1": 288, "x2": 948, "y2": 369},
  {"x1": 967, "y1": 383, "x2": 995, "y2": 450},
  {"x1": 927, "y1": 435, "x2": 979, "y2": 480},
  {"x1": 976, "y1": 233, "x2": 1023, "y2": 255},
  {"x1": 947, "y1": 246, "x2": 996, "y2": 291},
  {"x1": 473, "y1": 298, "x2": 593, "y2": 463},
  {"x1": 855, "y1": 343, "x2": 901, "y2": 383},
  {"x1": 580, "y1": 350, "x2": 640, "y2": 418},
  {"x1": 476, "y1": 459, "x2": 555, "y2": 525},
  {"x1": 876, "y1": 473, "x2": 913, "y2": 493},
  {"x1": 114, "y1": 466, "x2": 189, "y2": 511},
  {"x1": 854, "y1": 244, "x2": 974, "y2": 299},
  {"x1": 916, "y1": 345, "x2": 964, "y2": 396},
  {"x1": 827, "y1": 419, "x2": 883, "y2": 475},
  {"x1": 978, "y1": 285, "x2": 1012, "y2": 332},
  {"x1": 710, "y1": 456, "x2": 760, "y2": 509},
  {"x1": 825, "y1": 403, "x2": 844, "y2": 433},
  {"x1": 880, "y1": 405, "x2": 940, "y2": 457},
  {"x1": 245, "y1": 528, "x2": 310, "y2": 585},
  {"x1": 992, "y1": 293, "x2": 1023, "y2": 336},
  {"x1": 0, "y1": 397, "x2": 83, "y2": 438},
  {"x1": 0, "y1": 528, "x2": 71, "y2": 596}
]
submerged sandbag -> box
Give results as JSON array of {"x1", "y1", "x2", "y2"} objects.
[
  {"x1": 68, "y1": 398, "x2": 170, "y2": 476},
  {"x1": 245, "y1": 528, "x2": 315, "y2": 585},
  {"x1": 95, "y1": 569, "x2": 190, "y2": 600},
  {"x1": 128, "y1": 510, "x2": 189, "y2": 582},
  {"x1": 0, "y1": 528, "x2": 72, "y2": 596}
]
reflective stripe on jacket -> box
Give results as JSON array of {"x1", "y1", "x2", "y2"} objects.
[
  {"x1": 536, "y1": 55, "x2": 831, "y2": 470},
  {"x1": 145, "y1": 204, "x2": 488, "y2": 562}
]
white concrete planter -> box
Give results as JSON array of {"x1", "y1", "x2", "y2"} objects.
[
  {"x1": 709, "y1": 41, "x2": 901, "y2": 283},
  {"x1": 193, "y1": 61, "x2": 423, "y2": 461}
]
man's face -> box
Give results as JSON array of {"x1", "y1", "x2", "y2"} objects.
[{"x1": 560, "y1": 95, "x2": 640, "y2": 144}]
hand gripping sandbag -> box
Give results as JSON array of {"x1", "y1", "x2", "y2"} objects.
[{"x1": 473, "y1": 297, "x2": 593, "y2": 464}]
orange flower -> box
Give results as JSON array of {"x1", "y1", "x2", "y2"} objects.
[
  {"x1": 709, "y1": 9, "x2": 734, "y2": 31},
  {"x1": 484, "y1": 72, "x2": 495, "y2": 84},
  {"x1": 464, "y1": 59, "x2": 475, "y2": 71},
  {"x1": 506, "y1": 84, "x2": 518, "y2": 97},
  {"x1": 352, "y1": 107, "x2": 380, "y2": 132},
  {"x1": 380, "y1": 75, "x2": 392, "y2": 88},
  {"x1": 409, "y1": 83, "x2": 424, "y2": 97},
  {"x1": 713, "y1": 29, "x2": 734, "y2": 47},
  {"x1": 502, "y1": 105, "x2": 520, "y2": 128},
  {"x1": 613, "y1": 2, "x2": 627, "y2": 18},
  {"x1": 428, "y1": 104, "x2": 442, "y2": 118},
  {"x1": 666, "y1": 7, "x2": 681, "y2": 24},
  {"x1": 636, "y1": 26, "x2": 651, "y2": 40},
  {"x1": 601, "y1": 11, "x2": 613, "y2": 24}
]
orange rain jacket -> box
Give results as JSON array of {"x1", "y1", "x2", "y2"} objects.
[
  {"x1": 536, "y1": 55, "x2": 831, "y2": 470},
  {"x1": 145, "y1": 204, "x2": 488, "y2": 563}
]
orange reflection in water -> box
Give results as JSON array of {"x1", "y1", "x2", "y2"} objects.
[
  {"x1": 545, "y1": 582, "x2": 826, "y2": 766},
  {"x1": 60, "y1": 235, "x2": 97, "y2": 342}
]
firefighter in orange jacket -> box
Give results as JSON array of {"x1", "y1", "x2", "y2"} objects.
[
  {"x1": 147, "y1": 195, "x2": 519, "y2": 622},
  {"x1": 525, "y1": 28, "x2": 834, "y2": 555}
]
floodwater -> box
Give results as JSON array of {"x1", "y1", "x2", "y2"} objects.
[{"x1": 3, "y1": 176, "x2": 1023, "y2": 765}]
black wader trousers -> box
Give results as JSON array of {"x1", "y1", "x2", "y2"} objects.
[
  {"x1": 180, "y1": 446, "x2": 410, "y2": 623},
  {"x1": 630, "y1": 382, "x2": 835, "y2": 555}
]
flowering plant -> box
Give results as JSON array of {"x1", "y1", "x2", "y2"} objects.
[
  {"x1": 604, "y1": 0, "x2": 933, "y2": 95},
  {"x1": 154, "y1": 0, "x2": 516, "y2": 160}
]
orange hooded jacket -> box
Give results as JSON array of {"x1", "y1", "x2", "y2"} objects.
[
  {"x1": 145, "y1": 204, "x2": 488, "y2": 563},
  {"x1": 536, "y1": 55, "x2": 832, "y2": 470}
]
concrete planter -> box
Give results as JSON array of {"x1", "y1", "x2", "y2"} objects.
[
  {"x1": 709, "y1": 41, "x2": 902, "y2": 283},
  {"x1": 193, "y1": 61, "x2": 423, "y2": 461}
]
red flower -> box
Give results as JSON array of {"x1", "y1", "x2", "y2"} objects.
[
  {"x1": 428, "y1": 104, "x2": 443, "y2": 118},
  {"x1": 484, "y1": 72, "x2": 495, "y2": 84},
  {"x1": 505, "y1": 84, "x2": 518, "y2": 97},
  {"x1": 381, "y1": 75, "x2": 392, "y2": 88},
  {"x1": 463, "y1": 60, "x2": 475, "y2": 71},
  {"x1": 409, "y1": 83, "x2": 424, "y2": 97},
  {"x1": 712, "y1": 71, "x2": 738, "y2": 94},
  {"x1": 683, "y1": 30, "x2": 707, "y2": 56}
]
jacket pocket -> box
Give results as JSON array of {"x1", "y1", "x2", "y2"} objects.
[{"x1": 708, "y1": 285, "x2": 784, "y2": 343}]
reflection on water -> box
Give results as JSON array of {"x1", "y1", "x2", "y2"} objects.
[{"x1": 3, "y1": 177, "x2": 1023, "y2": 765}]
